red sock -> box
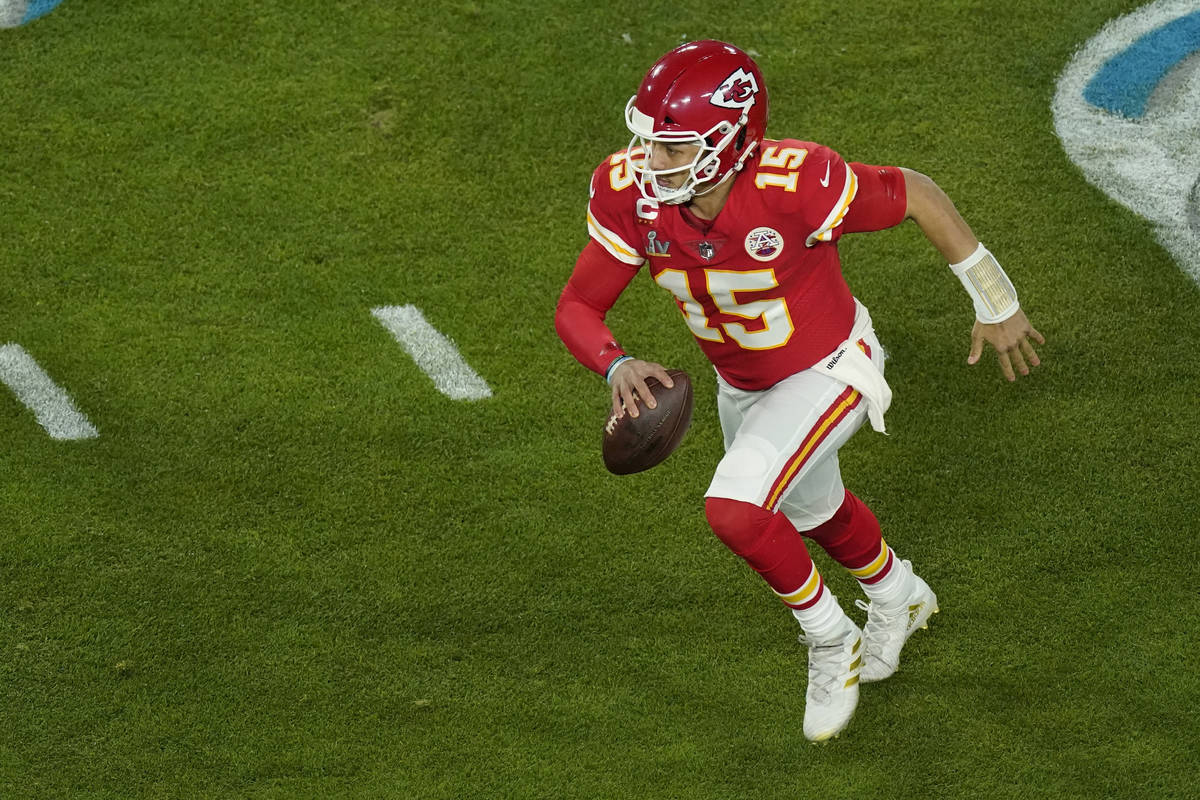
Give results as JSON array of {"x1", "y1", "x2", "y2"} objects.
[{"x1": 803, "y1": 490, "x2": 893, "y2": 583}]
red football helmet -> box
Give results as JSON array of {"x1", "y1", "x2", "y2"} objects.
[{"x1": 624, "y1": 40, "x2": 769, "y2": 205}]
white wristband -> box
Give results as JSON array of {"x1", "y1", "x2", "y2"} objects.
[
  {"x1": 605, "y1": 355, "x2": 634, "y2": 384},
  {"x1": 950, "y1": 243, "x2": 1020, "y2": 324}
]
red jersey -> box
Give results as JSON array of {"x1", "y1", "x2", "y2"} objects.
[{"x1": 558, "y1": 139, "x2": 907, "y2": 390}]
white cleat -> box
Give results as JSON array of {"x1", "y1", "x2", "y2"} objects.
[
  {"x1": 798, "y1": 621, "x2": 863, "y2": 741},
  {"x1": 856, "y1": 561, "x2": 938, "y2": 683}
]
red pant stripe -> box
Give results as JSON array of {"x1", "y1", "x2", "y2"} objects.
[{"x1": 765, "y1": 385, "x2": 862, "y2": 511}]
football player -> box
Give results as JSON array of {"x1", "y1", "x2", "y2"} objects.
[{"x1": 555, "y1": 40, "x2": 1044, "y2": 741}]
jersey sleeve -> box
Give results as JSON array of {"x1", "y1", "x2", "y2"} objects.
[
  {"x1": 799, "y1": 145, "x2": 859, "y2": 247},
  {"x1": 841, "y1": 163, "x2": 907, "y2": 233},
  {"x1": 555, "y1": 155, "x2": 648, "y2": 376},
  {"x1": 585, "y1": 155, "x2": 646, "y2": 267},
  {"x1": 555, "y1": 240, "x2": 640, "y2": 376}
]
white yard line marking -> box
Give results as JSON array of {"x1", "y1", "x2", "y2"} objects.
[
  {"x1": 1053, "y1": 0, "x2": 1200, "y2": 285},
  {"x1": 0, "y1": 343, "x2": 99, "y2": 440},
  {"x1": 371, "y1": 306, "x2": 493, "y2": 401}
]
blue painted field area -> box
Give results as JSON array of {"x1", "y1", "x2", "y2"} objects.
[{"x1": 1083, "y1": 10, "x2": 1200, "y2": 117}]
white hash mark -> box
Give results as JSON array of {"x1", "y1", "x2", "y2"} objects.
[
  {"x1": 371, "y1": 306, "x2": 493, "y2": 401},
  {"x1": 0, "y1": 343, "x2": 99, "y2": 440}
]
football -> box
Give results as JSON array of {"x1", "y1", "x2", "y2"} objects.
[{"x1": 602, "y1": 369, "x2": 694, "y2": 475}]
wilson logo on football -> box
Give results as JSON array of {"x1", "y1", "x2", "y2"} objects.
[
  {"x1": 745, "y1": 226, "x2": 784, "y2": 261},
  {"x1": 711, "y1": 68, "x2": 759, "y2": 111}
]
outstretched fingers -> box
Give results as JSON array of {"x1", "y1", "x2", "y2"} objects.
[
  {"x1": 1020, "y1": 336, "x2": 1041, "y2": 368},
  {"x1": 969, "y1": 315, "x2": 1045, "y2": 381},
  {"x1": 967, "y1": 330, "x2": 984, "y2": 366}
]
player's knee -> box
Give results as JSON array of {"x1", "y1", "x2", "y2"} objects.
[
  {"x1": 704, "y1": 496, "x2": 773, "y2": 556},
  {"x1": 777, "y1": 470, "x2": 847, "y2": 533}
]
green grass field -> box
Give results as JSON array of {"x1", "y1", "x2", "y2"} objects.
[{"x1": 3, "y1": 0, "x2": 1199, "y2": 797}]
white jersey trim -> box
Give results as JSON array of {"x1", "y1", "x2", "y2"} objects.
[
  {"x1": 587, "y1": 205, "x2": 645, "y2": 266},
  {"x1": 805, "y1": 162, "x2": 859, "y2": 247}
]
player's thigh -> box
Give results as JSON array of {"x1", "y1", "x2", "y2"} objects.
[
  {"x1": 776, "y1": 454, "x2": 846, "y2": 531},
  {"x1": 714, "y1": 379, "x2": 746, "y2": 452},
  {"x1": 706, "y1": 370, "x2": 867, "y2": 509}
]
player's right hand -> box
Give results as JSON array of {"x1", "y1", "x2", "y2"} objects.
[{"x1": 609, "y1": 358, "x2": 675, "y2": 419}]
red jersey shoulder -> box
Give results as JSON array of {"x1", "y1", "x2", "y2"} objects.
[
  {"x1": 587, "y1": 150, "x2": 651, "y2": 266},
  {"x1": 752, "y1": 138, "x2": 856, "y2": 245},
  {"x1": 589, "y1": 149, "x2": 656, "y2": 217}
]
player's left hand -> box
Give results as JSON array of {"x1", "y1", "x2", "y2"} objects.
[{"x1": 967, "y1": 309, "x2": 1045, "y2": 381}]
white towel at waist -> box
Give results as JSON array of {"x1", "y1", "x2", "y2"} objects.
[{"x1": 817, "y1": 299, "x2": 892, "y2": 434}]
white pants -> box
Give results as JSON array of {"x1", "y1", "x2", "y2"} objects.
[{"x1": 704, "y1": 303, "x2": 887, "y2": 531}]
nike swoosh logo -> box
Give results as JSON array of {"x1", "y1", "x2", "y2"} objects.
[{"x1": 819, "y1": 162, "x2": 831, "y2": 188}]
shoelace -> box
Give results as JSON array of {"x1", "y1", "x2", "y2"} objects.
[
  {"x1": 799, "y1": 635, "x2": 851, "y2": 701},
  {"x1": 855, "y1": 598, "x2": 908, "y2": 646}
]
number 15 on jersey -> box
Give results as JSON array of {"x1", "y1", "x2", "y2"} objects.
[{"x1": 653, "y1": 267, "x2": 795, "y2": 351}]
